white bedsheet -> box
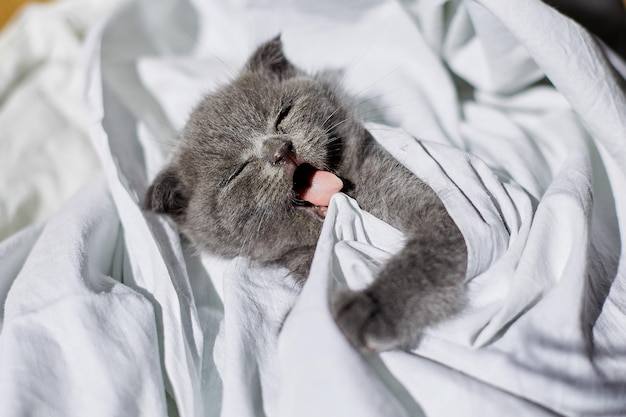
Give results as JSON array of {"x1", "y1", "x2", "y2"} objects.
[
  {"x1": 1, "y1": 0, "x2": 626, "y2": 416},
  {"x1": 0, "y1": 0, "x2": 112, "y2": 240}
]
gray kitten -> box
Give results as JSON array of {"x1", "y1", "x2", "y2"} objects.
[{"x1": 145, "y1": 36, "x2": 467, "y2": 351}]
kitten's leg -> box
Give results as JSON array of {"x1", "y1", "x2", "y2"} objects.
[{"x1": 332, "y1": 211, "x2": 467, "y2": 351}]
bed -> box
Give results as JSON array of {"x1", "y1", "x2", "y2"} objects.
[{"x1": 1, "y1": 0, "x2": 625, "y2": 416}]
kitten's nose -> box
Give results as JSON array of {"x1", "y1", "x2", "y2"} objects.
[
  {"x1": 273, "y1": 141, "x2": 294, "y2": 164},
  {"x1": 264, "y1": 138, "x2": 296, "y2": 165}
]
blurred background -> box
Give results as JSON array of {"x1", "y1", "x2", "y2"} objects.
[
  {"x1": 0, "y1": 0, "x2": 114, "y2": 240},
  {"x1": 0, "y1": 0, "x2": 625, "y2": 242},
  {"x1": 1, "y1": 0, "x2": 49, "y2": 29}
]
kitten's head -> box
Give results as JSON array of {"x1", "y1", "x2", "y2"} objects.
[{"x1": 145, "y1": 36, "x2": 362, "y2": 275}]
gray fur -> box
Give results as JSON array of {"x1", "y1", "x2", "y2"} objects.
[{"x1": 145, "y1": 36, "x2": 468, "y2": 351}]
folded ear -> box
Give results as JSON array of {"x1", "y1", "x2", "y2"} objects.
[
  {"x1": 245, "y1": 35, "x2": 299, "y2": 80},
  {"x1": 144, "y1": 165, "x2": 189, "y2": 221}
]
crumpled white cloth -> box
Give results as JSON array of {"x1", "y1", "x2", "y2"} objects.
[
  {"x1": 0, "y1": 0, "x2": 113, "y2": 240},
  {"x1": 0, "y1": 178, "x2": 168, "y2": 416},
  {"x1": 1, "y1": 0, "x2": 626, "y2": 416}
]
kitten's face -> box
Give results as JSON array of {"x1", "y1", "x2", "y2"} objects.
[{"x1": 145, "y1": 37, "x2": 361, "y2": 267}]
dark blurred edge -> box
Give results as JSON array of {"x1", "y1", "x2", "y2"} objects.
[{"x1": 543, "y1": 0, "x2": 626, "y2": 59}]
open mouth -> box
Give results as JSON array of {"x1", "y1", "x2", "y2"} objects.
[
  {"x1": 292, "y1": 163, "x2": 343, "y2": 220},
  {"x1": 292, "y1": 163, "x2": 319, "y2": 198}
]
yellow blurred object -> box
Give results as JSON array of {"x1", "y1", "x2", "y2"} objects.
[{"x1": 0, "y1": 0, "x2": 51, "y2": 30}]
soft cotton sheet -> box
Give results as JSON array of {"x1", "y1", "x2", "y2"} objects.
[
  {"x1": 1, "y1": 0, "x2": 626, "y2": 416},
  {"x1": 0, "y1": 0, "x2": 114, "y2": 240}
]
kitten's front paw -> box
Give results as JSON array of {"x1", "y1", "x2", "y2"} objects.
[{"x1": 331, "y1": 290, "x2": 404, "y2": 352}]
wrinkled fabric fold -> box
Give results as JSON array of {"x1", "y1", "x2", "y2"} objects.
[{"x1": 1, "y1": 0, "x2": 625, "y2": 416}]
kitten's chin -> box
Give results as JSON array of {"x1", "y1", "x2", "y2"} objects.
[
  {"x1": 295, "y1": 204, "x2": 328, "y2": 221},
  {"x1": 310, "y1": 205, "x2": 328, "y2": 219}
]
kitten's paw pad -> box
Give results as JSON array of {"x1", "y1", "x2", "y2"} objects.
[{"x1": 332, "y1": 290, "x2": 402, "y2": 352}]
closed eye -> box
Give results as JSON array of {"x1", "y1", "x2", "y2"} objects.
[
  {"x1": 274, "y1": 104, "x2": 292, "y2": 131},
  {"x1": 221, "y1": 161, "x2": 250, "y2": 187}
]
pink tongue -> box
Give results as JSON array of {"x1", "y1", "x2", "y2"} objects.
[{"x1": 298, "y1": 170, "x2": 343, "y2": 207}]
